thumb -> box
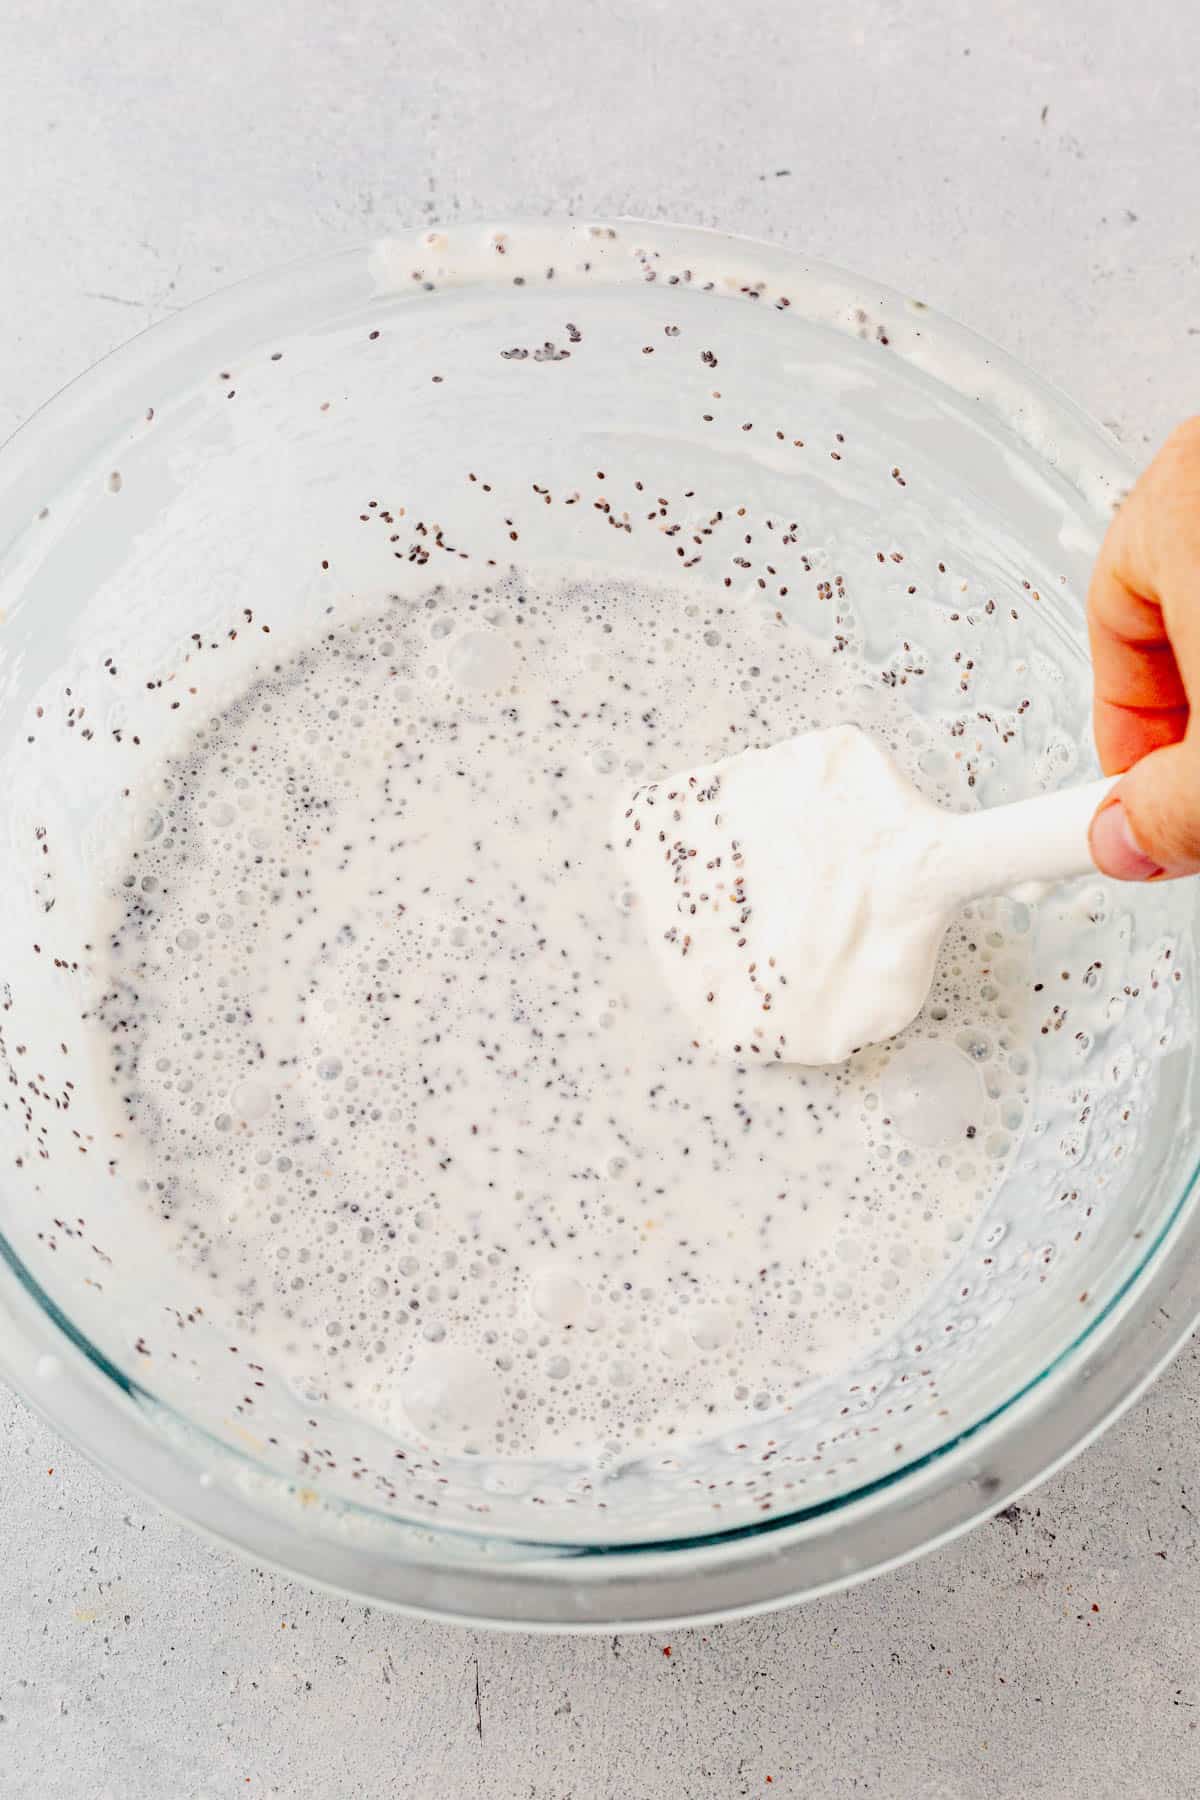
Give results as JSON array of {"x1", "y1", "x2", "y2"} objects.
[{"x1": 1090, "y1": 738, "x2": 1200, "y2": 880}]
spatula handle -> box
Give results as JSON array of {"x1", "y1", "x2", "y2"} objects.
[{"x1": 947, "y1": 776, "x2": 1118, "y2": 905}]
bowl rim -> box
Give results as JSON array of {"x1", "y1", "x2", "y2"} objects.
[{"x1": 1, "y1": 215, "x2": 1195, "y2": 1629}]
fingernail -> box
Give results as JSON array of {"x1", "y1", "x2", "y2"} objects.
[{"x1": 1090, "y1": 799, "x2": 1163, "y2": 882}]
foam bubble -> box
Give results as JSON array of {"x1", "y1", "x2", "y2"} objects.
[
  {"x1": 530, "y1": 1268, "x2": 589, "y2": 1326},
  {"x1": 880, "y1": 1041, "x2": 984, "y2": 1148},
  {"x1": 230, "y1": 1080, "x2": 272, "y2": 1121},
  {"x1": 444, "y1": 628, "x2": 519, "y2": 690},
  {"x1": 402, "y1": 1347, "x2": 501, "y2": 1444}
]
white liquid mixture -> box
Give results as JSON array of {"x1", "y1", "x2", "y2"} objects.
[{"x1": 88, "y1": 575, "x2": 1036, "y2": 1458}]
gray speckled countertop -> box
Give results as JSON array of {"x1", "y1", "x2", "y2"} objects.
[{"x1": 3, "y1": 3, "x2": 1200, "y2": 1795}]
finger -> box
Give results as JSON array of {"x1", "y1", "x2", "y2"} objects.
[
  {"x1": 1092, "y1": 695, "x2": 1190, "y2": 774},
  {"x1": 1087, "y1": 508, "x2": 1189, "y2": 774},
  {"x1": 1120, "y1": 417, "x2": 1200, "y2": 689},
  {"x1": 1090, "y1": 736, "x2": 1200, "y2": 880}
]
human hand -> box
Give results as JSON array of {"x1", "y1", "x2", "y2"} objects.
[{"x1": 1088, "y1": 417, "x2": 1200, "y2": 880}]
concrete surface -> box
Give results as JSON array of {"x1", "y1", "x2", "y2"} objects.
[{"x1": 2, "y1": 1, "x2": 1200, "y2": 1794}]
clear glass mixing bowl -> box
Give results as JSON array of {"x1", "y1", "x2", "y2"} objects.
[{"x1": 1, "y1": 220, "x2": 1197, "y2": 1630}]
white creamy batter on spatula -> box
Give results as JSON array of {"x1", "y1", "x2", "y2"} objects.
[{"x1": 619, "y1": 726, "x2": 953, "y2": 1065}]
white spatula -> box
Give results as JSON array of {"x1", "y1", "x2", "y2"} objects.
[{"x1": 617, "y1": 724, "x2": 1114, "y2": 1067}]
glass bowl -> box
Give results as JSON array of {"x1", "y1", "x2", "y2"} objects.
[{"x1": 1, "y1": 220, "x2": 1197, "y2": 1631}]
